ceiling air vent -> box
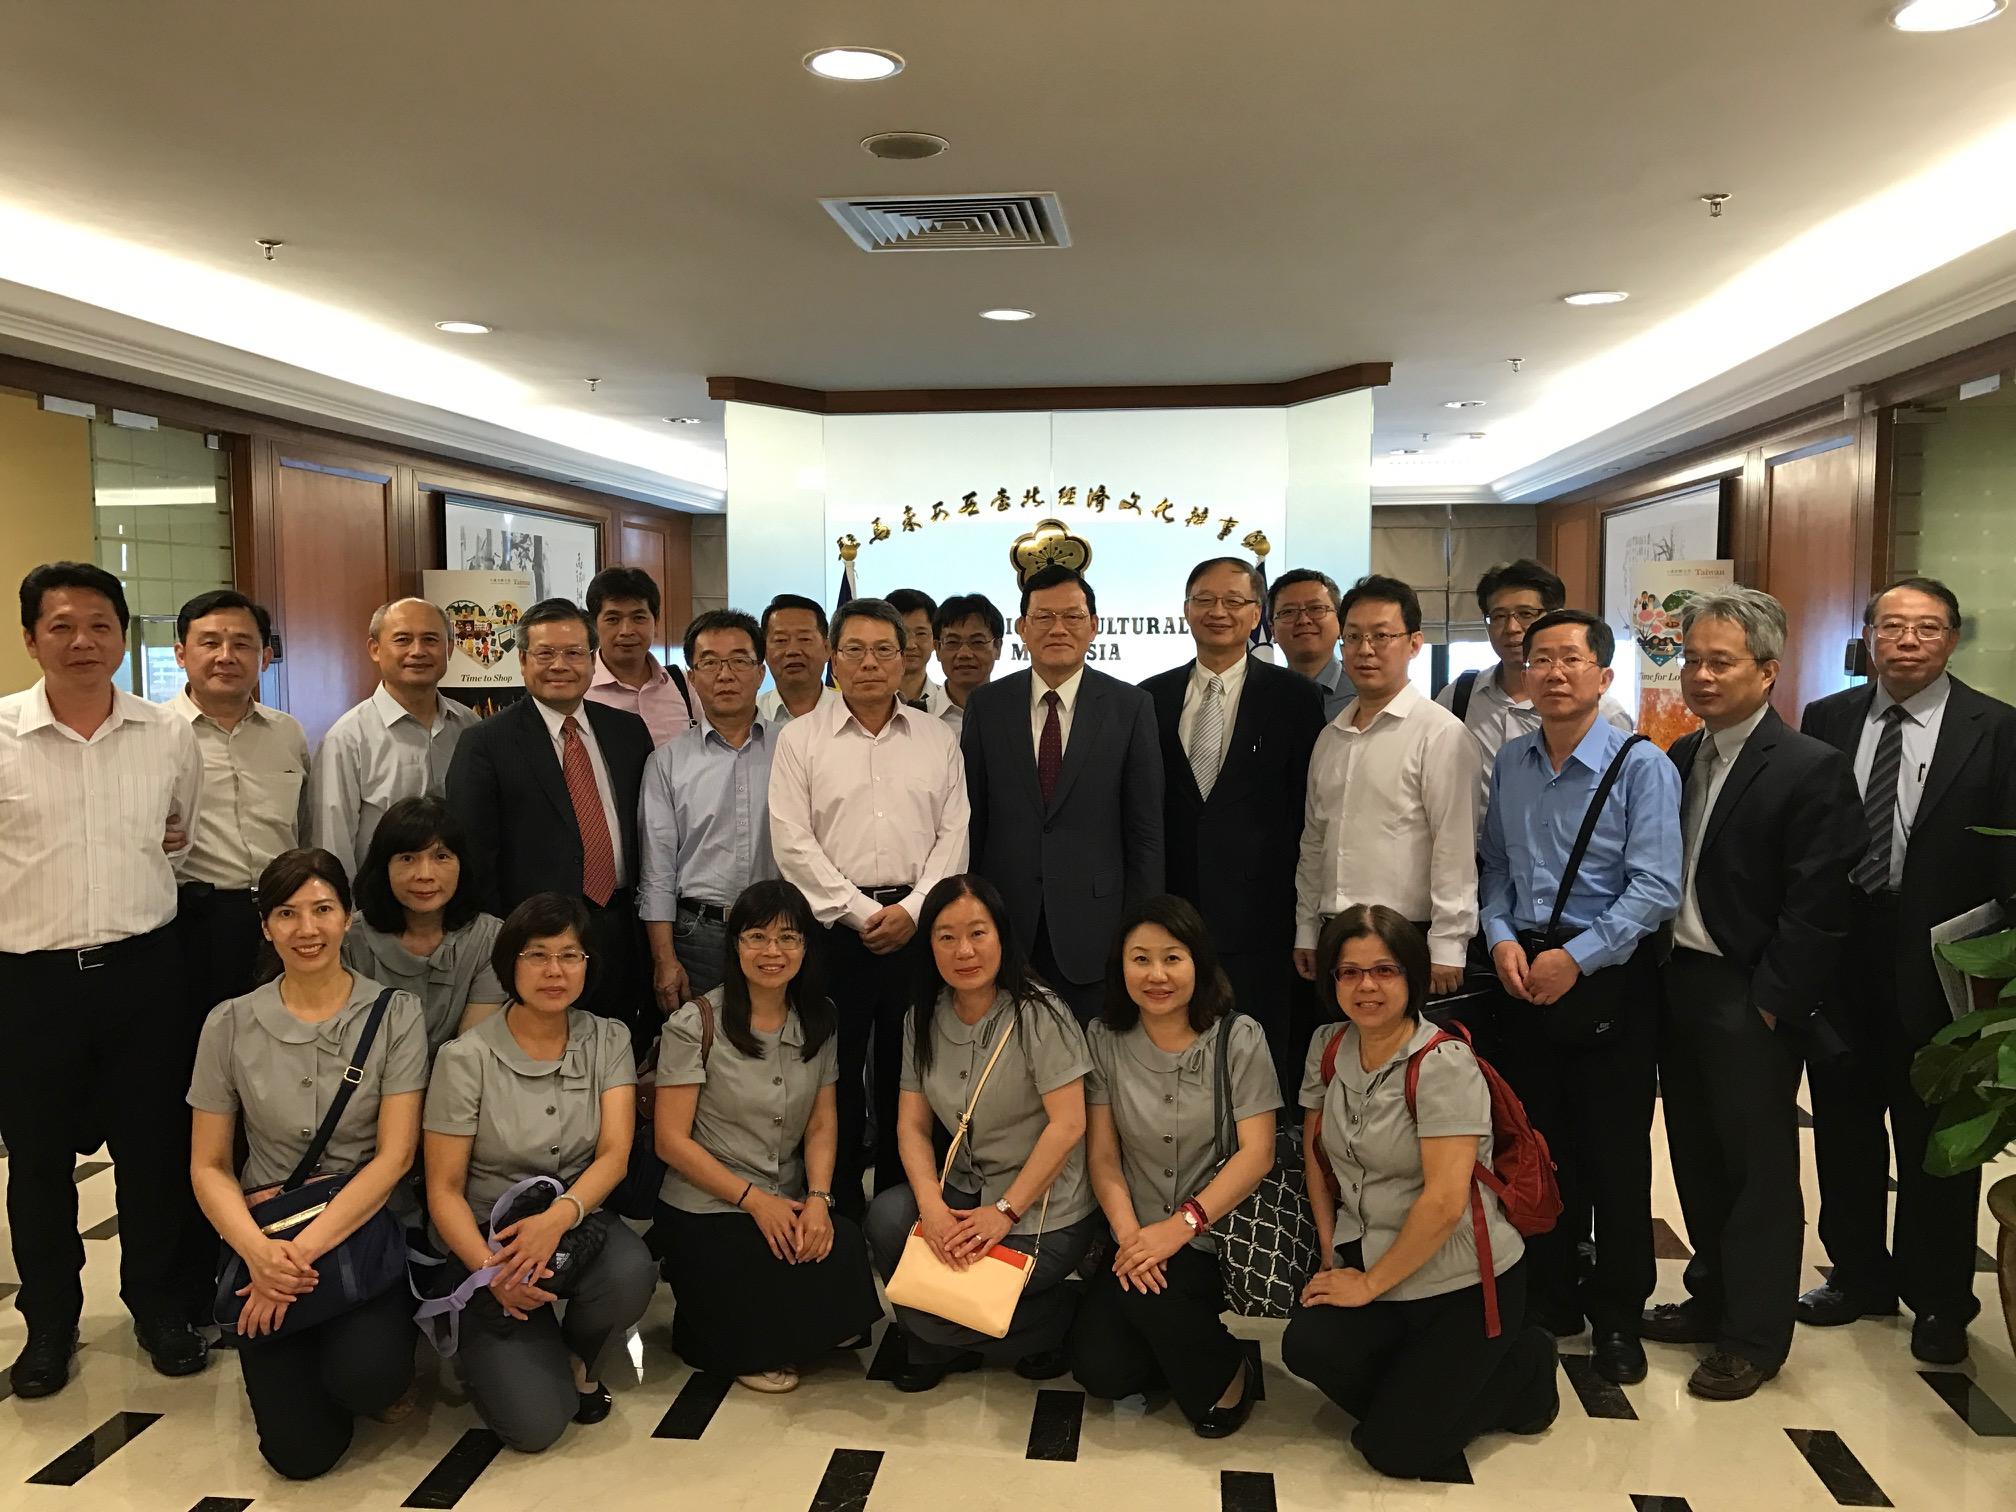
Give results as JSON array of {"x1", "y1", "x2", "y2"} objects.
[{"x1": 819, "y1": 192, "x2": 1070, "y2": 252}]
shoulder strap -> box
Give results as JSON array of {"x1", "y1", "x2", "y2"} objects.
[
  {"x1": 1451, "y1": 669, "x2": 1480, "y2": 721},
  {"x1": 1401, "y1": 1030, "x2": 1460, "y2": 1120},
  {"x1": 933, "y1": 1015, "x2": 1018, "y2": 1192},
  {"x1": 668, "y1": 663, "x2": 696, "y2": 726},
  {"x1": 1544, "y1": 733, "x2": 1647, "y2": 943},
  {"x1": 283, "y1": 988, "x2": 396, "y2": 1192},
  {"x1": 1211, "y1": 1011, "x2": 1236, "y2": 1163},
  {"x1": 1318, "y1": 1024, "x2": 1349, "y2": 1086},
  {"x1": 697, "y1": 996, "x2": 716, "y2": 1065}
]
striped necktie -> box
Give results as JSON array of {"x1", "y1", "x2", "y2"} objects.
[
  {"x1": 1850, "y1": 704, "x2": 1908, "y2": 895},
  {"x1": 1189, "y1": 674, "x2": 1226, "y2": 799}
]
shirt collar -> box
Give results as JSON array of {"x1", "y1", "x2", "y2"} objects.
[
  {"x1": 1032, "y1": 666, "x2": 1087, "y2": 714},
  {"x1": 1871, "y1": 672, "x2": 1950, "y2": 727},
  {"x1": 371, "y1": 682, "x2": 455, "y2": 734},
  {"x1": 1707, "y1": 701, "x2": 1771, "y2": 764},
  {"x1": 1188, "y1": 655, "x2": 1248, "y2": 702},
  {"x1": 248, "y1": 973, "x2": 390, "y2": 1046},
  {"x1": 590, "y1": 653, "x2": 666, "y2": 693},
  {"x1": 173, "y1": 686, "x2": 272, "y2": 729},
  {"x1": 1334, "y1": 1015, "x2": 1443, "y2": 1090},
  {"x1": 17, "y1": 679, "x2": 135, "y2": 740},
  {"x1": 836, "y1": 694, "x2": 915, "y2": 739},
  {"x1": 1118, "y1": 1014, "x2": 1221, "y2": 1082},
  {"x1": 701, "y1": 718, "x2": 767, "y2": 753},
  {"x1": 1343, "y1": 679, "x2": 1423, "y2": 729},
  {"x1": 936, "y1": 987, "x2": 1015, "y2": 1045},
  {"x1": 529, "y1": 696, "x2": 588, "y2": 742},
  {"x1": 1313, "y1": 657, "x2": 1344, "y2": 691},
  {"x1": 476, "y1": 1004, "x2": 594, "y2": 1078}
]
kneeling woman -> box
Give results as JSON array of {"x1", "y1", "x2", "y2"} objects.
[
  {"x1": 1067, "y1": 896, "x2": 1279, "y2": 1436},
  {"x1": 188, "y1": 848, "x2": 429, "y2": 1480},
  {"x1": 424, "y1": 893, "x2": 657, "y2": 1453},
  {"x1": 1281, "y1": 906, "x2": 1558, "y2": 1480},
  {"x1": 865, "y1": 874, "x2": 1101, "y2": 1393},
  {"x1": 654, "y1": 879, "x2": 882, "y2": 1392}
]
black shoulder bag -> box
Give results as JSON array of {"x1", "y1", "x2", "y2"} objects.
[
  {"x1": 214, "y1": 988, "x2": 410, "y2": 1339},
  {"x1": 1207, "y1": 1011, "x2": 1321, "y2": 1318}
]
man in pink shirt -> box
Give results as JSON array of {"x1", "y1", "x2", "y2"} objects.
[{"x1": 585, "y1": 566, "x2": 695, "y2": 747}]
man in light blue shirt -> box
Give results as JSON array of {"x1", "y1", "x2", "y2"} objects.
[
  {"x1": 1480, "y1": 608, "x2": 1681, "y2": 1389},
  {"x1": 640, "y1": 609, "x2": 778, "y2": 1008}
]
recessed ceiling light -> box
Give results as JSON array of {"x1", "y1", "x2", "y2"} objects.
[
  {"x1": 862, "y1": 131, "x2": 949, "y2": 160},
  {"x1": 433, "y1": 320, "x2": 491, "y2": 334},
  {"x1": 663, "y1": 416, "x2": 702, "y2": 425},
  {"x1": 803, "y1": 47, "x2": 905, "y2": 81},
  {"x1": 1442, "y1": 399, "x2": 1486, "y2": 408},
  {"x1": 1890, "y1": 0, "x2": 2005, "y2": 32},
  {"x1": 1562, "y1": 290, "x2": 1630, "y2": 306},
  {"x1": 980, "y1": 308, "x2": 1035, "y2": 321}
]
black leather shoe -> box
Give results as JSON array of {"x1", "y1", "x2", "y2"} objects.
[
  {"x1": 574, "y1": 1383, "x2": 613, "y2": 1424},
  {"x1": 1640, "y1": 1300, "x2": 1719, "y2": 1344},
  {"x1": 1590, "y1": 1328, "x2": 1647, "y2": 1385},
  {"x1": 1910, "y1": 1313, "x2": 1968, "y2": 1365},
  {"x1": 134, "y1": 1317, "x2": 209, "y2": 1378},
  {"x1": 1504, "y1": 1326, "x2": 1561, "y2": 1434},
  {"x1": 1795, "y1": 1282, "x2": 1897, "y2": 1327},
  {"x1": 1013, "y1": 1348, "x2": 1070, "y2": 1381},
  {"x1": 1687, "y1": 1350, "x2": 1778, "y2": 1401},
  {"x1": 894, "y1": 1349, "x2": 983, "y2": 1393},
  {"x1": 8, "y1": 1327, "x2": 78, "y2": 1400},
  {"x1": 1194, "y1": 1358, "x2": 1254, "y2": 1440}
]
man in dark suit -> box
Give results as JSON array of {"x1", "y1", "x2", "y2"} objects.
[
  {"x1": 446, "y1": 597, "x2": 655, "y2": 1047},
  {"x1": 1797, "y1": 575, "x2": 2016, "y2": 1365},
  {"x1": 1142, "y1": 556, "x2": 1324, "y2": 1089},
  {"x1": 962, "y1": 565, "x2": 1164, "y2": 1021},
  {"x1": 1638, "y1": 588, "x2": 1863, "y2": 1401}
]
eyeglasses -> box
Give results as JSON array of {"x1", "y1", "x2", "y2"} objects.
[
  {"x1": 1024, "y1": 610, "x2": 1092, "y2": 631},
  {"x1": 937, "y1": 634, "x2": 999, "y2": 652},
  {"x1": 518, "y1": 949, "x2": 590, "y2": 970},
  {"x1": 526, "y1": 647, "x2": 592, "y2": 666},
  {"x1": 1333, "y1": 962, "x2": 1404, "y2": 986},
  {"x1": 738, "y1": 929, "x2": 807, "y2": 953},
  {"x1": 1272, "y1": 604, "x2": 1334, "y2": 624},
  {"x1": 834, "y1": 643, "x2": 902, "y2": 664},
  {"x1": 1680, "y1": 654, "x2": 1760, "y2": 676},
  {"x1": 1186, "y1": 594, "x2": 1257, "y2": 613},
  {"x1": 1485, "y1": 607, "x2": 1545, "y2": 628},
  {"x1": 1342, "y1": 630, "x2": 1410, "y2": 650},
  {"x1": 1525, "y1": 653, "x2": 1597, "y2": 674},
  {"x1": 692, "y1": 653, "x2": 761, "y2": 674},
  {"x1": 1871, "y1": 618, "x2": 1953, "y2": 642}
]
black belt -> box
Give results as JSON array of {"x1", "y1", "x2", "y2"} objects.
[
  {"x1": 677, "y1": 897, "x2": 730, "y2": 924},
  {"x1": 4, "y1": 923, "x2": 175, "y2": 974},
  {"x1": 863, "y1": 885, "x2": 912, "y2": 905}
]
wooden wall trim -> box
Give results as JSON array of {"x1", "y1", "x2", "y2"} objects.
[
  {"x1": 1865, "y1": 325, "x2": 2016, "y2": 410},
  {"x1": 707, "y1": 361, "x2": 1393, "y2": 415}
]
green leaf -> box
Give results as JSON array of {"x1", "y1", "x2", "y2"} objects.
[
  {"x1": 1997, "y1": 1037, "x2": 2016, "y2": 1092},
  {"x1": 1911, "y1": 1042, "x2": 1969, "y2": 1101},
  {"x1": 1918, "y1": 1037, "x2": 2006, "y2": 1105},
  {"x1": 1967, "y1": 826, "x2": 2016, "y2": 837},
  {"x1": 1928, "y1": 1003, "x2": 2016, "y2": 1045},
  {"x1": 1925, "y1": 1103, "x2": 2016, "y2": 1177},
  {"x1": 1934, "y1": 928, "x2": 2016, "y2": 979}
]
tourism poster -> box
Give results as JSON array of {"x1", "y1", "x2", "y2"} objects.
[{"x1": 1630, "y1": 559, "x2": 1734, "y2": 748}]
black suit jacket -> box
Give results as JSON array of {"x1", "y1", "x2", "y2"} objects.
[
  {"x1": 1801, "y1": 675, "x2": 2016, "y2": 1039},
  {"x1": 1140, "y1": 656, "x2": 1324, "y2": 955},
  {"x1": 1669, "y1": 706, "x2": 1863, "y2": 1024},
  {"x1": 445, "y1": 695, "x2": 653, "y2": 917},
  {"x1": 961, "y1": 666, "x2": 1165, "y2": 984}
]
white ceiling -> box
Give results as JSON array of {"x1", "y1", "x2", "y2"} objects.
[{"x1": 3, "y1": 0, "x2": 2016, "y2": 508}]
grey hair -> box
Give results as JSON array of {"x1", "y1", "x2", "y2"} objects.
[
  {"x1": 368, "y1": 596, "x2": 450, "y2": 640},
  {"x1": 1678, "y1": 586, "x2": 1786, "y2": 664}
]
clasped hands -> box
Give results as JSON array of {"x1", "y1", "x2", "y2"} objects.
[
  {"x1": 234, "y1": 1235, "x2": 318, "y2": 1337},
  {"x1": 484, "y1": 1203, "x2": 574, "y2": 1320},
  {"x1": 744, "y1": 1189, "x2": 836, "y2": 1264},
  {"x1": 1109, "y1": 1216, "x2": 1192, "y2": 1295},
  {"x1": 917, "y1": 1199, "x2": 1014, "y2": 1271},
  {"x1": 1492, "y1": 941, "x2": 1580, "y2": 1005}
]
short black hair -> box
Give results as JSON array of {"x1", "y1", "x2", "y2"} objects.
[
  {"x1": 761, "y1": 593, "x2": 829, "y2": 642},
  {"x1": 516, "y1": 597, "x2": 597, "y2": 653},
  {"x1": 1101, "y1": 894, "x2": 1237, "y2": 1033},
  {"x1": 717, "y1": 879, "x2": 834, "y2": 1062},
  {"x1": 1864, "y1": 575, "x2": 1961, "y2": 631},
  {"x1": 1184, "y1": 556, "x2": 1263, "y2": 599},
  {"x1": 1315, "y1": 905, "x2": 1430, "y2": 1023},
  {"x1": 1339, "y1": 573, "x2": 1422, "y2": 634},
  {"x1": 682, "y1": 608, "x2": 762, "y2": 665},
  {"x1": 1523, "y1": 607, "x2": 1616, "y2": 665},
  {"x1": 1019, "y1": 564, "x2": 1097, "y2": 618},
  {"x1": 254, "y1": 847, "x2": 353, "y2": 983},
  {"x1": 586, "y1": 566, "x2": 660, "y2": 621},
  {"x1": 353, "y1": 797, "x2": 482, "y2": 934},
  {"x1": 20, "y1": 561, "x2": 129, "y2": 634},
  {"x1": 492, "y1": 892, "x2": 594, "y2": 1006},
  {"x1": 832, "y1": 596, "x2": 908, "y2": 650},
  {"x1": 1475, "y1": 558, "x2": 1566, "y2": 617},
  {"x1": 885, "y1": 588, "x2": 939, "y2": 625},
  {"x1": 177, "y1": 589, "x2": 273, "y2": 647},
  {"x1": 1269, "y1": 567, "x2": 1341, "y2": 612},
  {"x1": 933, "y1": 592, "x2": 1005, "y2": 643}
]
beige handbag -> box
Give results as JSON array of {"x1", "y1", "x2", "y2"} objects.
[{"x1": 884, "y1": 1015, "x2": 1050, "y2": 1338}]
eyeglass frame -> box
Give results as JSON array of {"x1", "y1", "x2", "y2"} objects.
[{"x1": 833, "y1": 642, "x2": 903, "y2": 664}]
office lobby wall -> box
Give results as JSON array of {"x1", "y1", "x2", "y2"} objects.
[{"x1": 0, "y1": 388, "x2": 95, "y2": 691}]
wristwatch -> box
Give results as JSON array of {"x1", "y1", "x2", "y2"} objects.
[
  {"x1": 1177, "y1": 1206, "x2": 1202, "y2": 1235},
  {"x1": 994, "y1": 1197, "x2": 1022, "y2": 1224}
]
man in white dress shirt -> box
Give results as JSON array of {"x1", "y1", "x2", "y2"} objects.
[
  {"x1": 770, "y1": 598, "x2": 969, "y2": 1217},
  {"x1": 931, "y1": 592, "x2": 1004, "y2": 733},
  {"x1": 756, "y1": 593, "x2": 839, "y2": 727},
  {"x1": 306, "y1": 596, "x2": 475, "y2": 875},
  {"x1": 887, "y1": 588, "x2": 951, "y2": 716},
  {"x1": 1, "y1": 563, "x2": 214, "y2": 1397},
  {"x1": 1295, "y1": 574, "x2": 1480, "y2": 996}
]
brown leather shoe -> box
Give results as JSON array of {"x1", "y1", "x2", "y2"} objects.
[{"x1": 1687, "y1": 1350, "x2": 1778, "y2": 1401}]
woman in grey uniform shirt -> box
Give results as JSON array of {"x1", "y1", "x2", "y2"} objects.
[
  {"x1": 653, "y1": 879, "x2": 882, "y2": 1392},
  {"x1": 865, "y1": 875, "x2": 1100, "y2": 1393},
  {"x1": 424, "y1": 892, "x2": 657, "y2": 1453},
  {"x1": 1281, "y1": 906, "x2": 1558, "y2": 1479},
  {"x1": 188, "y1": 848, "x2": 429, "y2": 1480},
  {"x1": 343, "y1": 797, "x2": 504, "y2": 1054},
  {"x1": 1067, "y1": 896, "x2": 1279, "y2": 1437}
]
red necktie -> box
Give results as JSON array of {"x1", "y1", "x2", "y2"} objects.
[
  {"x1": 561, "y1": 714, "x2": 618, "y2": 906},
  {"x1": 1037, "y1": 690, "x2": 1064, "y2": 805}
]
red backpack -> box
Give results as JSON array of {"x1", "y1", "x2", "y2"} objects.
[{"x1": 1315, "y1": 1021, "x2": 1561, "y2": 1337}]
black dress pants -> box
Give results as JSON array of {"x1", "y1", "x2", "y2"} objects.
[
  {"x1": 822, "y1": 922, "x2": 921, "y2": 1218},
  {"x1": 1068, "y1": 1244, "x2": 1245, "y2": 1421},
  {"x1": 0, "y1": 927, "x2": 212, "y2": 1332},
  {"x1": 1029, "y1": 912, "x2": 1103, "y2": 1025},
  {"x1": 582, "y1": 890, "x2": 652, "y2": 1057},
  {"x1": 1220, "y1": 948, "x2": 1298, "y2": 1101},
  {"x1": 235, "y1": 1284, "x2": 415, "y2": 1480},
  {"x1": 175, "y1": 883, "x2": 265, "y2": 1025},
  {"x1": 1659, "y1": 948, "x2": 1805, "y2": 1367},
  {"x1": 1806, "y1": 892, "x2": 1982, "y2": 1321}
]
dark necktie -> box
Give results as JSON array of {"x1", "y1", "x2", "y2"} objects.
[
  {"x1": 1037, "y1": 689, "x2": 1064, "y2": 805},
  {"x1": 1850, "y1": 704, "x2": 1908, "y2": 895},
  {"x1": 561, "y1": 715, "x2": 619, "y2": 906}
]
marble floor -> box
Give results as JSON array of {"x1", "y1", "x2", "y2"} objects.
[{"x1": 2, "y1": 1101, "x2": 2012, "y2": 1512}]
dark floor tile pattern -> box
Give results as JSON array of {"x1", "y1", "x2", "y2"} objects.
[
  {"x1": 26, "y1": 1410, "x2": 161, "y2": 1486},
  {"x1": 807, "y1": 1448, "x2": 884, "y2": 1512},
  {"x1": 653, "y1": 1369, "x2": 734, "y2": 1439},
  {"x1": 400, "y1": 1428, "x2": 502, "y2": 1509},
  {"x1": 1220, "y1": 1469, "x2": 1278, "y2": 1512},
  {"x1": 1917, "y1": 1369, "x2": 2016, "y2": 1437},
  {"x1": 1796, "y1": 1104, "x2": 1814, "y2": 1129},
  {"x1": 1560, "y1": 1351, "x2": 1637, "y2": 1420},
  {"x1": 1976, "y1": 1246, "x2": 1997, "y2": 1273},
  {"x1": 1785, "y1": 1428, "x2": 1893, "y2": 1507},
  {"x1": 1026, "y1": 1387, "x2": 1085, "y2": 1461},
  {"x1": 81, "y1": 1214, "x2": 119, "y2": 1240},
  {"x1": 1650, "y1": 1218, "x2": 1692, "y2": 1261},
  {"x1": 1240, "y1": 1337, "x2": 1267, "y2": 1401},
  {"x1": 189, "y1": 1500, "x2": 254, "y2": 1512},
  {"x1": 864, "y1": 1325, "x2": 907, "y2": 1382},
  {"x1": 72, "y1": 1160, "x2": 111, "y2": 1182},
  {"x1": 1419, "y1": 1452, "x2": 1473, "y2": 1485},
  {"x1": 1631, "y1": 1498, "x2": 1695, "y2": 1512}
]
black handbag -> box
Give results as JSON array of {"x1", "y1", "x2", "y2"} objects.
[
  {"x1": 413, "y1": 1175, "x2": 618, "y2": 1355},
  {"x1": 1514, "y1": 734, "x2": 1649, "y2": 1048},
  {"x1": 214, "y1": 988, "x2": 408, "y2": 1340},
  {"x1": 1208, "y1": 1010, "x2": 1321, "y2": 1318}
]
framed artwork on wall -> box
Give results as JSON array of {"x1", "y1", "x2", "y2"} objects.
[
  {"x1": 442, "y1": 494, "x2": 600, "y2": 607},
  {"x1": 1599, "y1": 482, "x2": 1724, "y2": 719}
]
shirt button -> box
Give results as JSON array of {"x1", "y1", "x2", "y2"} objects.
[
  {"x1": 300, "y1": 1078, "x2": 312, "y2": 1088},
  {"x1": 1163, "y1": 1093, "x2": 1174, "y2": 1103},
  {"x1": 772, "y1": 1116, "x2": 783, "y2": 1126},
  {"x1": 548, "y1": 1145, "x2": 561, "y2": 1155},
  {"x1": 1162, "y1": 1167, "x2": 1175, "y2": 1178},
  {"x1": 959, "y1": 1069, "x2": 969, "y2": 1079},
  {"x1": 298, "y1": 1128, "x2": 312, "y2": 1137},
  {"x1": 772, "y1": 1077, "x2": 783, "y2": 1087},
  {"x1": 1162, "y1": 1135, "x2": 1173, "y2": 1144}
]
